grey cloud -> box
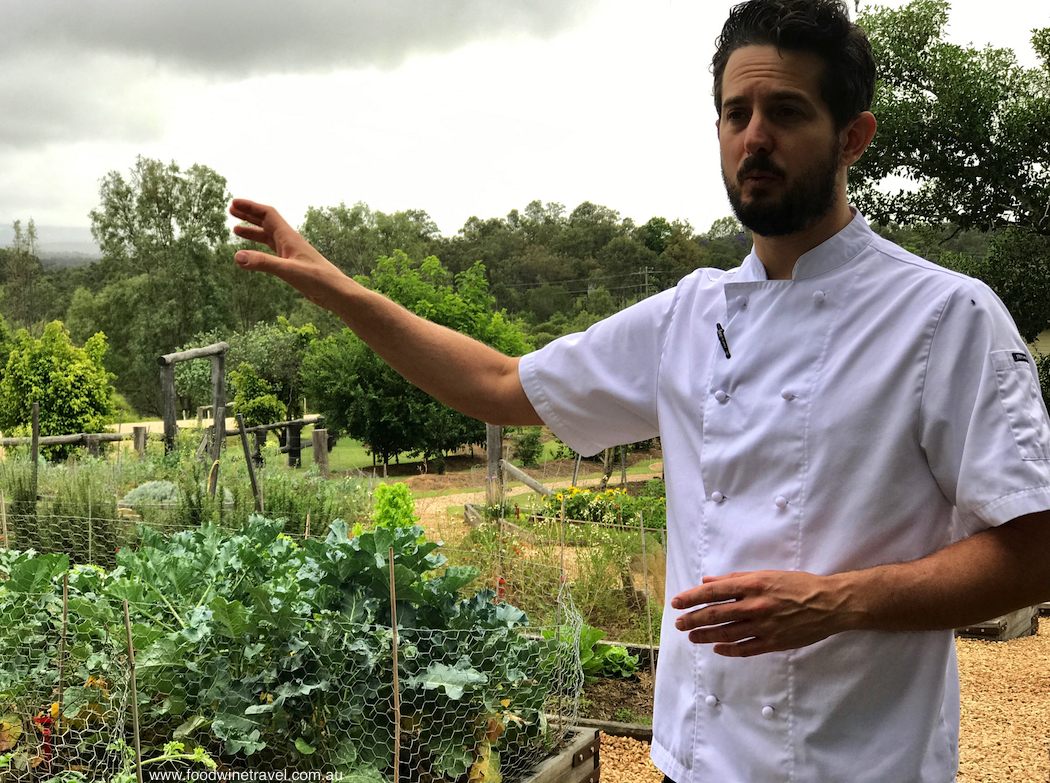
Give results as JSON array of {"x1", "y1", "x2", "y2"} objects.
[
  {"x1": 3, "y1": 0, "x2": 601, "y2": 75},
  {"x1": 0, "y1": 1, "x2": 598, "y2": 150},
  {"x1": 0, "y1": 50, "x2": 165, "y2": 149}
]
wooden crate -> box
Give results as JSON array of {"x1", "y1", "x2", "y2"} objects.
[
  {"x1": 522, "y1": 728, "x2": 600, "y2": 783},
  {"x1": 956, "y1": 605, "x2": 1039, "y2": 641}
]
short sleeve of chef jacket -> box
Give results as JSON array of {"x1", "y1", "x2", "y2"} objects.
[
  {"x1": 518, "y1": 286, "x2": 677, "y2": 459},
  {"x1": 920, "y1": 281, "x2": 1050, "y2": 534}
]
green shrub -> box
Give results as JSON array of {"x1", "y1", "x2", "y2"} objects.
[
  {"x1": 371, "y1": 482, "x2": 418, "y2": 529},
  {"x1": 511, "y1": 427, "x2": 543, "y2": 468}
]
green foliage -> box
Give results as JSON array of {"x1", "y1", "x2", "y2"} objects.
[
  {"x1": 545, "y1": 624, "x2": 638, "y2": 682},
  {"x1": 301, "y1": 201, "x2": 440, "y2": 279},
  {"x1": 854, "y1": 1, "x2": 1050, "y2": 236},
  {"x1": 78, "y1": 156, "x2": 234, "y2": 415},
  {"x1": 0, "y1": 518, "x2": 569, "y2": 778},
  {"x1": 303, "y1": 252, "x2": 530, "y2": 469},
  {"x1": 257, "y1": 466, "x2": 369, "y2": 538},
  {"x1": 511, "y1": 427, "x2": 543, "y2": 468},
  {"x1": 541, "y1": 485, "x2": 666, "y2": 529},
  {"x1": 371, "y1": 482, "x2": 419, "y2": 530},
  {"x1": 175, "y1": 318, "x2": 317, "y2": 417},
  {"x1": 230, "y1": 362, "x2": 287, "y2": 427},
  {"x1": 939, "y1": 231, "x2": 1050, "y2": 343},
  {"x1": 121, "y1": 480, "x2": 181, "y2": 506},
  {"x1": 0, "y1": 321, "x2": 115, "y2": 460}
]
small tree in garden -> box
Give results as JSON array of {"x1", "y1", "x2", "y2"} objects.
[
  {"x1": 230, "y1": 362, "x2": 286, "y2": 427},
  {"x1": 0, "y1": 321, "x2": 115, "y2": 459}
]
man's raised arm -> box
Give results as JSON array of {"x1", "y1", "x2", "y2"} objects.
[{"x1": 230, "y1": 199, "x2": 542, "y2": 426}]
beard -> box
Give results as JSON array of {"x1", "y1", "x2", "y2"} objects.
[{"x1": 723, "y1": 141, "x2": 841, "y2": 238}]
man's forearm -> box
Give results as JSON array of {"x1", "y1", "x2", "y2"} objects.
[
  {"x1": 328, "y1": 275, "x2": 541, "y2": 426},
  {"x1": 835, "y1": 510, "x2": 1050, "y2": 633}
]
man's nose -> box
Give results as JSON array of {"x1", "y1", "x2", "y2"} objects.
[{"x1": 742, "y1": 113, "x2": 774, "y2": 156}]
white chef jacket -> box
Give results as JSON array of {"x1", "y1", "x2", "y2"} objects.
[{"x1": 519, "y1": 212, "x2": 1050, "y2": 783}]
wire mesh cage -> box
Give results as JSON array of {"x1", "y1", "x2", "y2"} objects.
[{"x1": 0, "y1": 517, "x2": 584, "y2": 782}]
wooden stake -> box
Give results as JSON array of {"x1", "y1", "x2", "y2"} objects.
[
  {"x1": 235, "y1": 414, "x2": 263, "y2": 513},
  {"x1": 122, "y1": 600, "x2": 144, "y2": 783},
  {"x1": 639, "y1": 513, "x2": 655, "y2": 681},
  {"x1": 58, "y1": 573, "x2": 69, "y2": 737},
  {"x1": 389, "y1": 547, "x2": 401, "y2": 783},
  {"x1": 31, "y1": 402, "x2": 40, "y2": 501},
  {"x1": 0, "y1": 489, "x2": 8, "y2": 550}
]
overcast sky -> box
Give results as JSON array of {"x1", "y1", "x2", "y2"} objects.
[{"x1": 1, "y1": 0, "x2": 1046, "y2": 247}]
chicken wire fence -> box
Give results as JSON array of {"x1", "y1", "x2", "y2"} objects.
[{"x1": 0, "y1": 517, "x2": 584, "y2": 783}]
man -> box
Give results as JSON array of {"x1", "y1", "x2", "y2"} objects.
[{"x1": 229, "y1": 1, "x2": 1050, "y2": 780}]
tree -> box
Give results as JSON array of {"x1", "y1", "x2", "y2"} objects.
[
  {"x1": 173, "y1": 318, "x2": 317, "y2": 417},
  {"x1": 300, "y1": 201, "x2": 440, "y2": 278},
  {"x1": 230, "y1": 362, "x2": 287, "y2": 427},
  {"x1": 853, "y1": 1, "x2": 1050, "y2": 236},
  {"x1": 90, "y1": 156, "x2": 231, "y2": 279},
  {"x1": 939, "y1": 231, "x2": 1050, "y2": 343},
  {"x1": 302, "y1": 252, "x2": 530, "y2": 471},
  {"x1": 0, "y1": 322, "x2": 115, "y2": 460},
  {"x1": 81, "y1": 157, "x2": 234, "y2": 413},
  {"x1": 1, "y1": 219, "x2": 45, "y2": 328}
]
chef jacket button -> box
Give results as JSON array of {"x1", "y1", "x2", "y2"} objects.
[
  {"x1": 712, "y1": 491, "x2": 725, "y2": 503},
  {"x1": 714, "y1": 389, "x2": 729, "y2": 403},
  {"x1": 736, "y1": 296, "x2": 748, "y2": 308},
  {"x1": 705, "y1": 695, "x2": 719, "y2": 707},
  {"x1": 762, "y1": 705, "x2": 775, "y2": 720},
  {"x1": 813, "y1": 290, "x2": 826, "y2": 303},
  {"x1": 775, "y1": 495, "x2": 788, "y2": 509},
  {"x1": 781, "y1": 390, "x2": 796, "y2": 401}
]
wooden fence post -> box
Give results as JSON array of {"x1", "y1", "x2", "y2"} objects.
[
  {"x1": 210, "y1": 353, "x2": 226, "y2": 426},
  {"x1": 160, "y1": 364, "x2": 177, "y2": 453},
  {"x1": 486, "y1": 424, "x2": 503, "y2": 509},
  {"x1": 287, "y1": 423, "x2": 303, "y2": 468},
  {"x1": 312, "y1": 428, "x2": 330, "y2": 479},
  {"x1": 211, "y1": 405, "x2": 225, "y2": 464},
  {"x1": 31, "y1": 403, "x2": 40, "y2": 499},
  {"x1": 85, "y1": 433, "x2": 100, "y2": 458},
  {"x1": 133, "y1": 426, "x2": 148, "y2": 461}
]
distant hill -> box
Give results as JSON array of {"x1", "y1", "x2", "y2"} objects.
[
  {"x1": 0, "y1": 224, "x2": 100, "y2": 267},
  {"x1": 39, "y1": 250, "x2": 100, "y2": 269}
]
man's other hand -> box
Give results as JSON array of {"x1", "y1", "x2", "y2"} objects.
[{"x1": 671, "y1": 570, "x2": 852, "y2": 657}]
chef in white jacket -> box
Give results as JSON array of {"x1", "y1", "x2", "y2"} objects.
[{"x1": 228, "y1": 1, "x2": 1050, "y2": 780}]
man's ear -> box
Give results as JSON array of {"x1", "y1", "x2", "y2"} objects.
[{"x1": 840, "y1": 111, "x2": 877, "y2": 167}]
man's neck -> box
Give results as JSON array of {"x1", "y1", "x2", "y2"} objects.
[{"x1": 753, "y1": 202, "x2": 855, "y2": 280}]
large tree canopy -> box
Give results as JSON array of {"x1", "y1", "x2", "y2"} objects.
[{"x1": 854, "y1": 0, "x2": 1050, "y2": 236}]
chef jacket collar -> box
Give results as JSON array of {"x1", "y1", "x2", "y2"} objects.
[{"x1": 735, "y1": 208, "x2": 874, "y2": 283}]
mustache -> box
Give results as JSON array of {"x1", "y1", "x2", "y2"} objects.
[{"x1": 738, "y1": 156, "x2": 786, "y2": 181}]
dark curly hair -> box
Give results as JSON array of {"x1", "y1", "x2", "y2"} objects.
[{"x1": 712, "y1": 0, "x2": 875, "y2": 130}]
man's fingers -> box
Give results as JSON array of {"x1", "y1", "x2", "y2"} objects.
[
  {"x1": 672, "y1": 575, "x2": 750, "y2": 609},
  {"x1": 232, "y1": 224, "x2": 272, "y2": 247},
  {"x1": 229, "y1": 198, "x2": 274, "y2": 226},
  {"x1": 234, "y1": 249, "x2": 281, "y2": 272}
]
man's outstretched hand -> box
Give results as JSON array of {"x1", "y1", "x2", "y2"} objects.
[{"x1": 230, "y1": 199, "x2": 350, "y2": 312}]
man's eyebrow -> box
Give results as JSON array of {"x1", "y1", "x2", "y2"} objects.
[{"x1": 721, "y1": 90, "x2": 814, "y2": 111}]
